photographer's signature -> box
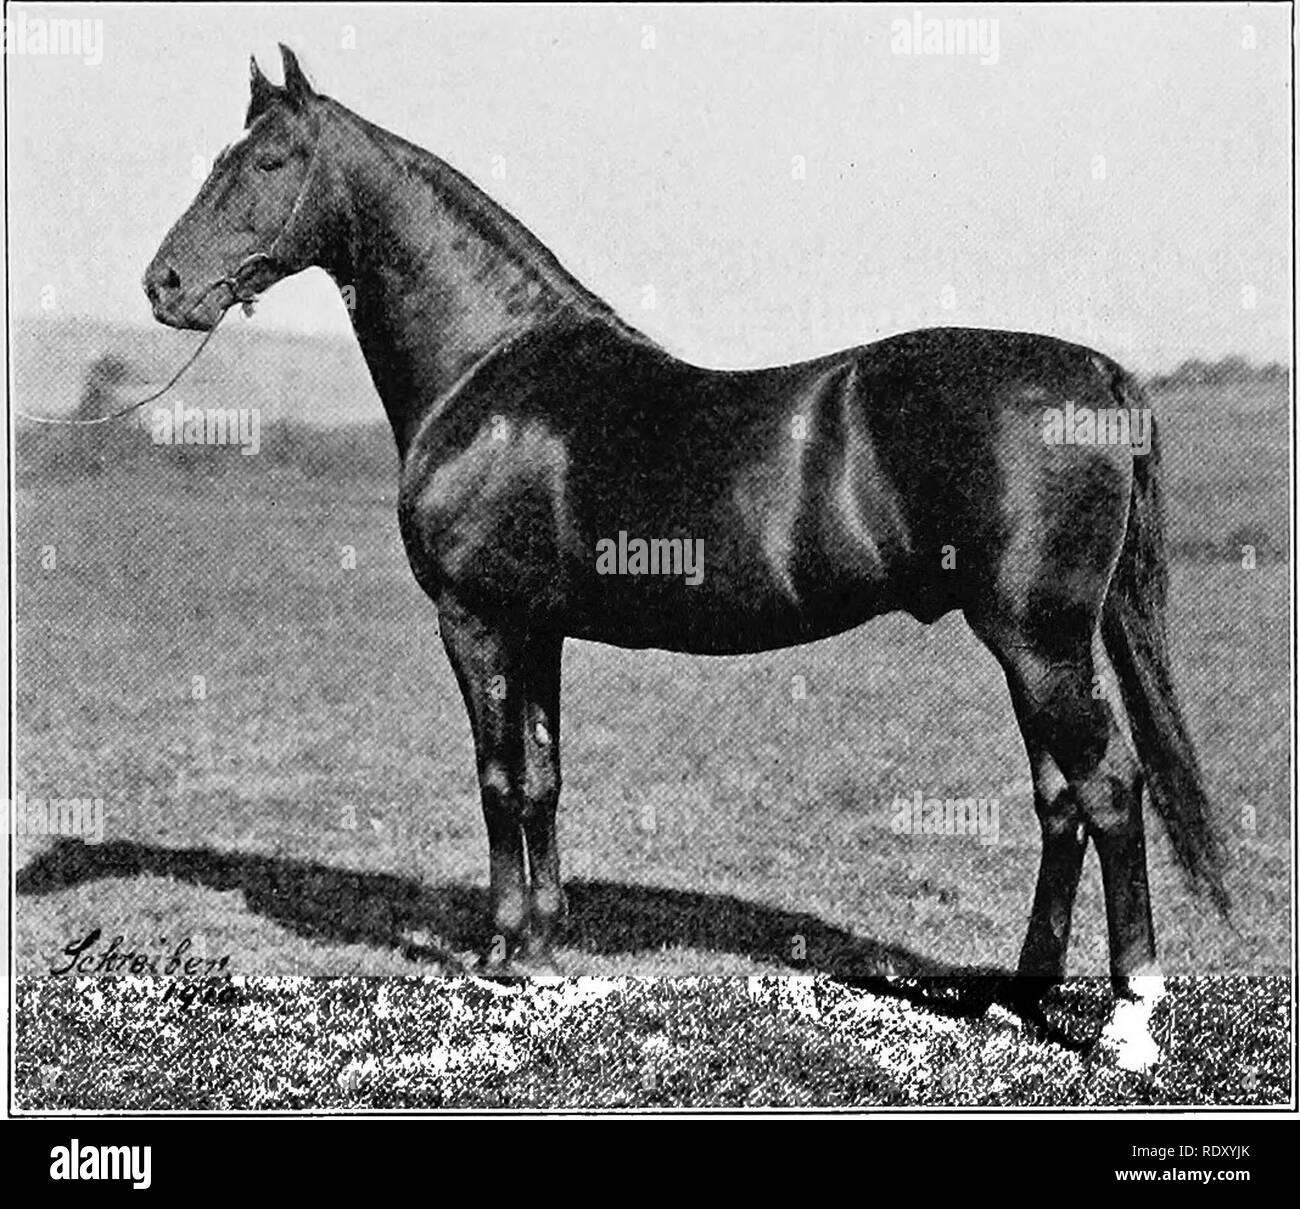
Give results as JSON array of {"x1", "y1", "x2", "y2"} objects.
[{"x1": 52, "y1": 927, "x2": 231, "y2": 978}]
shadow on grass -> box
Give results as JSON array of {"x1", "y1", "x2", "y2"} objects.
[{"x1": 17, "y1": 836, "x2": 1078, "y2": 1039}]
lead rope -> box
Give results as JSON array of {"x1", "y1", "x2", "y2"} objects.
[
  {"x1": 13, "y1": 123, "x2": 326, "y2": 428},
  {"x1": 13, "y1": 307, "x2": 228, "y2": 427}
]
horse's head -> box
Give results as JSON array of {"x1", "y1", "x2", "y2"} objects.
[{"x1": 144, "y1": 45, "x2": 328, "y2": 330}]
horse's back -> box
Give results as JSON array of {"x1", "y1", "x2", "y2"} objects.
[{"x1": 400, "y1": 319, "x2": 1139, "y2": 650}]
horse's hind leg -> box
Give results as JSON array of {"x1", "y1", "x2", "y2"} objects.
[
  {"x1": 971, "y1": 616, "x2": 1164, "y2": 1070},
  {"x1": 1013, "y1": 736, "x2": 1086, "y2": 999},
  {"x1": 971, "y1": 625, "x2": 1091, "y2": 991}
]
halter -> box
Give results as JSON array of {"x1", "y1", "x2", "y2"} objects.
[
  {"x1": 211, "y1": 125, "x2": 326, "y2": 312},
  {"x1": 15, "y1": 121, "x2": 327, "y2": 427}
]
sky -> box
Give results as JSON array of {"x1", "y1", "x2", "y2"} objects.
[{"x1": 4, "y1": 2, "x2": 1293, "y2": 371}]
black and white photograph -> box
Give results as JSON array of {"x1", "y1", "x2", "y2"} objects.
[{"x1": 2, "y1": 0, "x2": 1294, "y2": 1147}]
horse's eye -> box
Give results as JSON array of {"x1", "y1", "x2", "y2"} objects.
[{"x1": 255, "y1": 157, "x2": 286, "y2": 173}]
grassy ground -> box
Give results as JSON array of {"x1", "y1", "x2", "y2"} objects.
[
  {"x1": 10, "y1": 370, "x2": 1291, "y2": 1108},
  {"x1": 12, "y1": 974, "x2": 1289, "y2": 1110}
]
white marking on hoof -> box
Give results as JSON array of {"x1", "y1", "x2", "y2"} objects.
[
  {"x1": 1124, "y1": 973, "x2": 1167, "y2": 1005},
  {"x1": 1099, "y1": 995, "x2": 1162, "y2": 1073}
]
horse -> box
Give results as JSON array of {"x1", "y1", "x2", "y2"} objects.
[{"x1": 144, "y1": 46, "x2": 1227, "y2": 1071}]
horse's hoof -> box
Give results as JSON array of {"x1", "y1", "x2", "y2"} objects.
[
  {"x1": 1097, "y1": 995, "x2": 1162, "y2": 1074},
  {"x1": 476, "y1": 940, "x2": 563, "y2": 981},
  {"x1": 1098, "y1": 1030, "x2": 1161, "y2": 1074},
  {"x1": 512, "y1": 947, "x2": 564, "y2": 980},
  {"x1": 1000, "y1": 976, "x2": 1055, "y2": 1033}
]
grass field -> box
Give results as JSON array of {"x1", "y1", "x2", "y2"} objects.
[
  {"x1": 9, "y1": 354, "x2": 1292, "y2": 1108},
  {"x1": 13, "y1": 975, "x2": 1290, "y2": 1110}
]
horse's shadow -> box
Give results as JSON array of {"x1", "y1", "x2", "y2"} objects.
[{"x1": 16, "y1": 837, "x2": 1093, "y2": 1047}]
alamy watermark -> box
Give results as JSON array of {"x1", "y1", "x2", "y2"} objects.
[
  {"x1": 151, "y1": 403, "x2": 261, "y2": 455},
  {"x1": 3, "y1": 9, "x2": 103, "y2": 66},
  {"x1": 50, "y1": 1140, "x2": 151, "y2": 1190},
  {"x1": 1042, "y1": 401, "x2": 1153, "y2": 454},
  {"x1": 890, "y1": 11, "x2": 1000, "y2": 66},
  {"x1": 6, "y1": 792, "x2": 105, "y2": 843},
  {"x1": 595, "y1": 531, "x2": 705, "y2": 586},
  {"x1": 891, "y1": 789, "x2": 1000, "y2": 846}
]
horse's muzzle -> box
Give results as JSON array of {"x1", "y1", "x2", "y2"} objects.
[{"x1": 143, "y1": 271, "x2": 227, "y2": 331}]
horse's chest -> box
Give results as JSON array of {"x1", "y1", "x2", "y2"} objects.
[{"x1": 400, "y1": 425, "x2": 571, "y2": 605}]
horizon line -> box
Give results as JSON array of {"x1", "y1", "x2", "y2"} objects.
[{"x1": 10, "y1": 309, "x2": 1293, "y2": 377}]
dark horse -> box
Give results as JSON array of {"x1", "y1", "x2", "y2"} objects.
[{"x1": 146, "y1": 48, "x2": 1226, "y2": 1069}]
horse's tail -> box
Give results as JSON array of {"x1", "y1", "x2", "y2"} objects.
[{"x1": 1100, "y1": 373, "x2": 1230, "y2": 917}]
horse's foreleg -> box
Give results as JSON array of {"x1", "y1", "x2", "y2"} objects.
[
  {"x1": 438, "y1": 601, "x2": 529, "y2": 969},
  {"x1": 519, "y1": 632, "x2": 566, "y2": 960}
]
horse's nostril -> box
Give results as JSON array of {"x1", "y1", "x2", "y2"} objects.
[{"x1": 145, "y1": 263, "x2": 183, "y2": 309}]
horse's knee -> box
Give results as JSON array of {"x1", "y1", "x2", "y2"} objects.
[
  {"x1": 520, "y1": 723, "x2": 560, "y2": 822},
  {"x1": 479, "y1": 758, "x2": 512, "y2": 798},
  {"x1": 481, "y1": 752, "x2": 559, "y2": 825},
  {"x1": 520, "y1": 764, "x2": 558, "y2": 821},
  {"x1": 478, "y1": 759, "x2": 522, "y2": 825}
]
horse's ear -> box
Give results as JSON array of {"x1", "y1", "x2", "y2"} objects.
[
  {"x1": 279, "y1": 44, "x2": 315, "y2": 106},
  {"x1": 247, "y1": 55, "x2": 279, "y2": 124}
]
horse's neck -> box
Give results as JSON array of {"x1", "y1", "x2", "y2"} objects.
[{"x1": 319, "y1": 102, "x2": 607, "y2": 453}]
